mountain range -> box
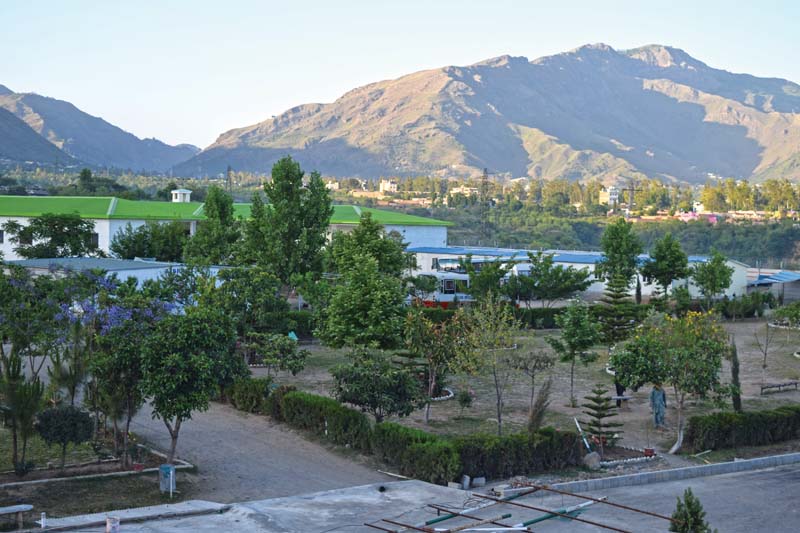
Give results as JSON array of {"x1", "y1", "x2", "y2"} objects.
[
  {"x1": 175, "y1": 44, "x2": 800, "y2": 183},
  {"x1": 0, "y1": 84, "x2": 198, "y2": 172},
  {"x1": 2, "y1": 44, "x2": 800, "y2": 182}
]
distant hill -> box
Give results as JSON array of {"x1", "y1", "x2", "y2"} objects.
[
  {"x1": 0, "y1": 87, "x2": 198, "y2": 172},
  {"x1": 175, "y1": 44, "x2": 800, "y2": 183},
  {"x1": 0, "y1": 107, "x2": 74, "y2": 164}
]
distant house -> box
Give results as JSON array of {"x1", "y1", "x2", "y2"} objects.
[
  {"x1": 599, "y1": 186, "x2": 620, "y2": 206},
  {"x1": 0, "y1": 195, "x2": 451, "y2": 260},
  {"x1": 379, "y1": 179, "x2": 399, "y2": 194}
]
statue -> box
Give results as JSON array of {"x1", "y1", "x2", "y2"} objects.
[{"x1": 650, "y1": 383, "x2": 667, "y2": 429}]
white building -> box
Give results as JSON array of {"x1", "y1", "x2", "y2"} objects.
[
  {"x1": 379, "y1": 179, "x2": 399, "y2": 194},
  {"x1": 0, "y1": 195, "x2": 450, "y2": 261}
]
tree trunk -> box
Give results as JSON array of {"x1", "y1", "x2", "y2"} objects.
[
  {"x1": 569, "y1": 358, "x2": 576, "y2": 407},
  {"x1": 11, "y1": 422, "x2": 19, "y2": 468},
  {"x1": 529, "y1": 375, "x2": 536, "y2": 416},
  {"x1": 425, "y1": 371, "x2": 436, "y2": 424},
  {"x1": 165, "y1": 418, "x2": 182, "y2": 463},
  {"x1": 669, "y1": 396, "x2": 685, "y2": 454},
  {"x1": 493, "y1": 367, "x2": 503, "y2": 436},
  {"x1": 61, "y1": 443, "x2": 68, "y2": 470}
]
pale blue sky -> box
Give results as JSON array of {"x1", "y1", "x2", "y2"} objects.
[{"x1": 1, "y1": 0, "x2": 798, "y2": 147}]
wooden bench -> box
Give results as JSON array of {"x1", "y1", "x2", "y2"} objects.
[
  {"x1": 0, "y1": 504, "x2": 33, "y2": 530},
  {"x1": 760, "y1": 381, "x2": 799, "y2": 395}
]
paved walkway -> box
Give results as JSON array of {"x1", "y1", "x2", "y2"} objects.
[{"x1": 131, "y1": 402, "x2": 389, "y2": 503}]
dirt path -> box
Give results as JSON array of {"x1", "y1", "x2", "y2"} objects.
[{"x1": 131, "y1": 402, "x2": 390, "y2": 503}]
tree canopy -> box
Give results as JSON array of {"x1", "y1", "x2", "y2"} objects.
[
  {"x1": 597, "y1": 217, "x2": 643, "y2": 284},
  {"x1": 2, "y1": 213, "x2": 103, "y2": 259}
]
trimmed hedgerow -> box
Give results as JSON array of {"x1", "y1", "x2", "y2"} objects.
[
  {"x1": 685, "y1": 405, "x2": 800, "y2": 451},
  {"x1": 371, "y1": 422, "x2": 439, "y2": 463},
  {"x1": 281, "y1": 391, "x2": 372, "y2": 451},
  {"x1": 264, "y1": 384, "x2": 297, "y2": 421},
  {"x1": 230, "y1": 376, "x2": 273, "y2": 413},
  {"x1": 402, "y1": 441, "x2": 461, "y2": 484}
]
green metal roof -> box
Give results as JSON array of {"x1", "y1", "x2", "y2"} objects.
[{"x1": 0, "y1": 195, "x2": 451, "y2": 226}]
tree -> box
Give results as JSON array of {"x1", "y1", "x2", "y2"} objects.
[
  {"x1": 468, "y1": 294, "x2": 521, "y2": 435},
  {"x1": 462, "y1": 257, "x2": 509, "y2": 301},
  {"x1": 329, "y1": 212, "x2": 409, "y2": 277},
  {"x1": 2, "y1": 213, "x2": 104, "y2": 258},
  {"x1": 244, "y1": 333, "x2": 309, "y2": 376},
  {"x1": 691, "y1": 250, "x2": 733, "y2": 310},
  {"x1": 729, "y1": 336, "x2": 742, "y2": 413},
  {"x1": 641, "y1": 233, "x2": 689, "y2": 300},
  {"x1": 331, "y1": 349, "x2": 423, "y2": 423},
  {"x1": 260, "y1": 156, "x2": 333, "y2": 283},
  {"x1": 141, "y1": 306, "x2": 239, "y2": 462},
  {"x1": 111, "y1": 221, "x2": 188, "y2": 262},
  {"x1": 669, "y1": 488, "x2": 717, "y2": 533},
  {"x1": 581, "y1": 384, "x2": 623, "y2": 459},
  {"x1": 546, "y1": 302, "x2": 601, "y2": 407},
  {"x1": 612, "y1": 312, "x2": 730, "y2": 453},
  {"x1": 524, "y1": 251, "x2": 592, "y2": 307},
  {"x1": 597, "y1": 217, "x2": 643, "y2": 283},
  {"x1": 183, "y1": 186, "x2": 240, "y2": 265},
  {"x1": 318, "y1": 254, "x2": 406, "y2": 350},
  {"x1": 597, "y1": 273, "x2": 639, "y2": 349},
  {"x1": 35, "y1": 406, "x2": 93, "y2": 469},
  {"x1": 0, "y1": 353, "x2": 44, "y2": 474},
  {"x1": 404, "y1": 307, "x2": 477, "y2": 423},
  {"x1": 511, "y1": 345, "x2": 555, "y2": 418},
  {"x1": 753, "y1": 323, "x2": 781, "y2": 385}
]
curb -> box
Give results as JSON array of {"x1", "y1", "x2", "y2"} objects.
[{"x1": 551, "y1": 452, "x2": 800, "y2": 493}]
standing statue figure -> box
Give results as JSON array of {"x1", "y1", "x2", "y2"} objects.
[{"x1": 650, "y1": 383, "x2": 667, "y2": 429}]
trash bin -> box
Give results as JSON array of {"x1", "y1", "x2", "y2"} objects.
[{"x1": 159, "y1": 464, "x2": 176, "y2": 494}]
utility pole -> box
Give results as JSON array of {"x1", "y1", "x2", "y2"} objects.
[{"x1": 226, "y1": 165, "x2": 233, "y2": 195}]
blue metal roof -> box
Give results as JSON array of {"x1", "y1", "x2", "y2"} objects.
[
  {"x1": 748, "y1": 271, "x2": 800, "y2": 286},
  {"x1": 407, "y1": 246, "x2": 716, "y2": 266},
  {"x1": 7, "y1": 257, "x2": 180, "y2": 271}
]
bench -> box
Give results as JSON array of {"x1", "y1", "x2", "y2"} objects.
[
  {"x1": 0, "y1": 504, "x2": 33, "y2": 530},
  {"x1": 760, "y1": 381, "x2": 799, "y2": 395},
  {"x1": 611, "y1": 395, "x2": 633, "y2": 409}
]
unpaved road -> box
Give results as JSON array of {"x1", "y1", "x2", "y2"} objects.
[{"x1": 131, "y1": 402, "x2": 389, "y2": 503}]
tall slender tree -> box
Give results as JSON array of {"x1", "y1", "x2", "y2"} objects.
[{"x1": 597, "y1": 217, "x2": 643, "y2": 284}]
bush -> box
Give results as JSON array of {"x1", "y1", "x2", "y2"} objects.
[
  {"x1": 453, "y1": 428, "x2": 581, "y2": 479},
  {"x1": 35, "y1": 406, "x2": 94, "y2": 469},
  {"x1": 282, "y1": 391, "x2": 371, "y2": 451},
  {"x1": 264, "y1": 384, "x2": 296, "y2": 421},
  {"x1": 419, "y1": 307, "x2": 456, "y2": 323},
  {"x1": 402, "y1": 441, "x2": 461, "y2": 484},
  {"x1": 287, "y1": 310, "x2": 315, "y2": 338},
  {"x1": 513, "y1": 307, "x2": 564, "y2": 329},
  {"x1": 685, "y1": 405, "x2": 800, "y2": 451},
  {"x1": 230, "y1": 377, "x2": 272, "y2": 413},
  {"x1": 372, "y1": 422, "x2": 439, "y2": 463}
]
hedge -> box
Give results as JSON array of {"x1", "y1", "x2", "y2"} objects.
[
  {"x1": 230, "y1": 377, "x2": 272, "y2": 413},
  {"x1": 259, "y1": 311, "x2": 315, "y2": 338},
  {"x1": 513, "y1": 307, "x2": 565, "y2": 329},
  {"x1": 372, "y1": 422, "x2": 440, "y2": 463},
  {"x1": 281, "y1": 391, "x2": 372, "y2": 451},
  {"x1": 685, "y1": 405, "x2": 800, "y2": 451},
  {"x1": 264, "y1": 384, "x2": 297, "y2": 421}
]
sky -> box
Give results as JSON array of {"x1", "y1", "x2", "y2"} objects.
[{"x1": 1, "y1": 0, "x2": 798, "y2": 148}]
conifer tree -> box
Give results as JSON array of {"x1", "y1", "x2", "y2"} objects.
[
  {"x1": 669, "y1": 488, "x2": 717, "y2": 533},
  {"x1": 597, "y1": 273, "x2": 638, "y2": 349},
  {"x1": 581, "y1": 384, "x2": 623, "y2": 458}
]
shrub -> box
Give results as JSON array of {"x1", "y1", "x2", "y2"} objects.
[
  {"x1": 287, "y1": 310, "x2": 315, "y2": 338},
  {"x1": 264, "y1": 384, "x2": 296, "y2": 421},
  {"x1": 230, "y1": 377, "x2": 273, "y2": 413},
  {"x1": 281, "y1": 391, "x2": 371, "y2": 451},
  {"x1": 513, "y1": 307, "x2": 564, "y2": 329},
  {"x1": 401, "y1": 441, "x2": 461, "y2": 484},
  {"x1": 36, "y1": 406, "x2": 94, "y2": 469},
  {"x1": 419, "y1": 307, "x2": 456, "y2": 324},
  {"x1": 685, "y1": 405, "x2": 800, "y2": 451},
  {"x1": 372, "y1": 422, "x2": 439, "y2": 463}
]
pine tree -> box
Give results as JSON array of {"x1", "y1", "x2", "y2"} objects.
[
  {"x1": 597, "y1": 273, "x2": 638, "y2": 349},
  {"x1": 669, "y1": 488, "x2": 717, "y2": 533},
  {"x1": 581, "y1": 384, "x2": 623, "y2": 458},
  {"x1": 729, "y1": 337, "x2": 742, "y2": 413}
]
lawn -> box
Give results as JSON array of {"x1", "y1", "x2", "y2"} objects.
[
  {"x1": 0, "y1": 427, "x2": 96, "y2": 472},
  {"x1": 266, "y1": 318, "x2": 800, "y2": 455}
]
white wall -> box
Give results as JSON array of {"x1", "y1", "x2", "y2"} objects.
[{"x1": 384, "y1": 225, "x2": 447, "y2": 249}]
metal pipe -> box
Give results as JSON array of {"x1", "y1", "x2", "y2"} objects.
[
  {"x1": 473, "y1": 493, "x2": 632, "y2": 533},
  {"x1": 521, "y1": 483, "x2": 678, "y2": 523}
]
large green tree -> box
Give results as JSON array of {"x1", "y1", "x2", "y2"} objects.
[
  {"x1": 641, "y1": 233, "x2": 689, "y2": 299},
  {"x1": 524, "y1": 251, "x2": 592, "y2": 307},
  {"x1": 141, "y1": 305, "x2": 239, "y2": 462},
  {"x1": 317, "y1": 254, "x2": 406, "y2": 349},
  {"x1": 259, "y1": 156, "x2": 333, "y2": 282},
  {"x1": 111, "y1": 221, "x2": 188, "y2": 262},
  {"x1": 597, "y1": 217, "x2": 643, "y2": 284},
  {"x1": 183, "y1": 186, "x2": 240, "y2": 265},
  {"x1": 611, "y1": 312, "x2": 729, "y2": 453},
  {"x1": 328, "y1": 212, "x2": 409, "y2": 277},
  {"x1": 691, "y1": 250, "x2": 734, "y2": 310},
  {"x1": 2, "y1": 213, "x2": 103, "y2": 258}
]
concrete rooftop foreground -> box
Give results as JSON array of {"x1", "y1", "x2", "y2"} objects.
[{"x1": 42, "y1": 463, "x2": 800, "y2": 532}]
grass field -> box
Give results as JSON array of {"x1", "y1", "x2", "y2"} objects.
[{"x1": 0, "y1": 428, "x2": 96, "y2": 472}]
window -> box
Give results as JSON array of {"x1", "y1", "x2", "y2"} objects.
[
  {"x1": 0, "y1": 229, "x2": 3, "y2": 244},
  {"x1": 431, "y1": 258, "x2": 440, "y2": 271},
  {"x1": 19, "y1": 233, "x2": 32, "y2": 245},
  {"x1": 90, "y1": 232, "x2": 99, "y2": 248},
  {"x1": 442, "y1": 279, "x2": 456, "y2": 294}
]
